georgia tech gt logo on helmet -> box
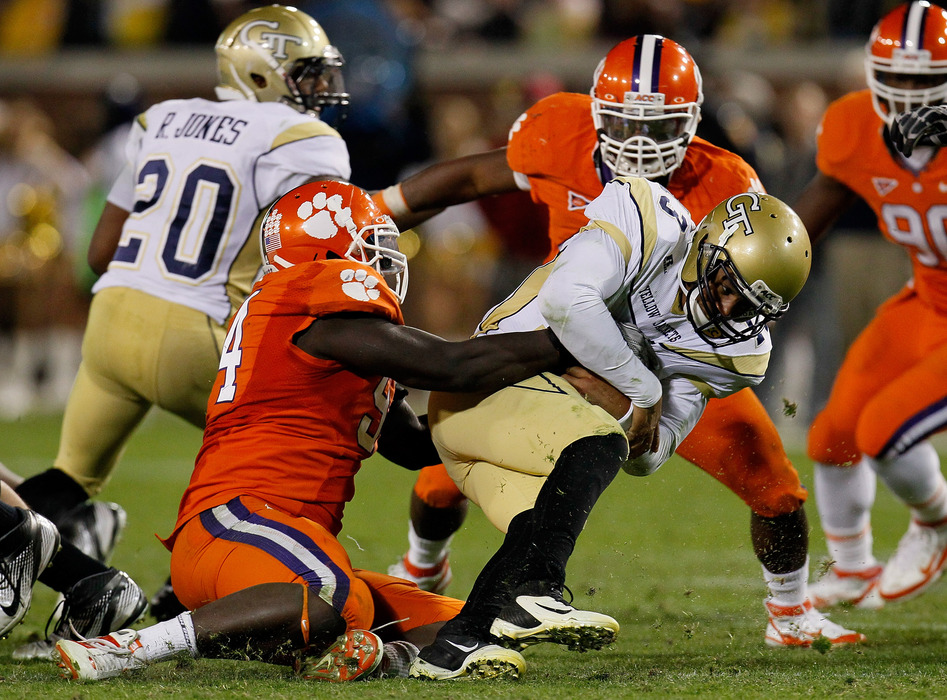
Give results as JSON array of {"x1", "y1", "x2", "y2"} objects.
[
  {"x1": 237, "y1": 19, "x2": 306, "y2": 60},
  {"x1": 719, "y1": 192, "x2": 762, "y2": 242}
]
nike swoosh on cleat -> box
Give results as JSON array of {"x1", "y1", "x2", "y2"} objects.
[
  {"x1": 0, "y1": 582, "x2": 21, "y2": 618},
  {"x1": 445, "y1": 640, "x2": 480, "y2": 653},
  {"x1": 535, "y1": 603, "x2": 572, "y2": 615}
]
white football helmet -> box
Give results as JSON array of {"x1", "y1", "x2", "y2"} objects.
[
  {"x1": 591, "y1": 35, "x2": 703, "y2": 180},
  {"x1": 865, "y1": 1, "x2": 947, "y2": 126},
  {"x1": 215, "y1": 5, "x2": 349, "y2": 120}
]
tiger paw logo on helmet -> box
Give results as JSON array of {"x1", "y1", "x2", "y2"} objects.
[
  {"x1": 340, "y1": 268, "x2": 381, "y2": 301},
  {"x1": 298, "y1": 191, "x2": 358, "y2": 241}
]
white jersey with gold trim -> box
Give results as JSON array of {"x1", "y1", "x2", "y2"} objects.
[
  {"x1": 476, "y1": 177, "x2": 772, "y2": 406},
  {"x1": 93, "y1": 97, "x2": 351, "y2": 324}
]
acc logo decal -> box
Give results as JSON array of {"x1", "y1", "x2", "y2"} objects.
[
  {"x1": 872, "y1": 177, "x2": 899, "y2": 197},
  {"x1": 567, "y1": 191, "x2": 592, "y2": 211}
]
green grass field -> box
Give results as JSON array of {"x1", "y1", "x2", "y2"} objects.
[{"x1": 2, "y1": 410, "x2": 946, "y2": 699}]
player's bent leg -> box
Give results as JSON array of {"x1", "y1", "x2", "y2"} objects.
[
  {"x1": 170, "y1": 497, "x2": 375, "y2": 634},
  {"x1": 867, "y1": 444, "x2": 947, "y2": 602},
  {"x1": 388, "y1": 467, "x2": 466, "y2": 594}
]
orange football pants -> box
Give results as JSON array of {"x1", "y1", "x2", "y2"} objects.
[
  {"x1": 170, "y1": 496, "x2": 462, "y2": 633},
  {"x1": 415, "y1": 385, "x2": 806, "y2": 518},
  {"x1": 808, "y1": 286, "x2": 947, "y2": 464}
]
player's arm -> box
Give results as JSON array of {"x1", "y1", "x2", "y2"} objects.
[
  {"x1": 373, "y1": 148, "x2": 519, "y2": 230},
  {"x1": 792, "y1": 171, "x2": 859, "y2": 246},
  {"x1": 294, "y1": 313, "x2": 571, "y2": 394},
  {"x1": 375, "y1": 391, "x2": 441, "y2": 470},
  {"x1": 87, "y1": 201, "x2": 130, "y2": 275}
]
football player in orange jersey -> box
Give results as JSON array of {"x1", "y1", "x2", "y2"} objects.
[
  {"x1": 796, "y1": 0, "x2": 947, "y2": 609},
  {"x1": 53, "y1": 180, "x2": 589, "y2": 683},
  {"x1": 374, "y1": 34, "x2": 850, "y2": 647}
]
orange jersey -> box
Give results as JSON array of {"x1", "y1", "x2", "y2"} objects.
[
  {"x1": 506, "y1": 91, "x2": 764, "y2": 259},
  {"x1": 168, "y1": 260, "x2": 403, "y2": 544},
  {"x1": 817, "y1": 89, "x2": 947, "y2": 312}
]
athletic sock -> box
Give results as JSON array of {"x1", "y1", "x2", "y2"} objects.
[
  {"x1": 405, "y1": 521, "x2": 451, "y2": 569},
  {"x1": 814, "y1": 461, "x2": 878, "y2": 571},
  {"x1": 763, "y1": 559, "x2": 807, "y2": 608},
  {"x1": 137, "y1": 612, "x2": 198, "y2": 662}
]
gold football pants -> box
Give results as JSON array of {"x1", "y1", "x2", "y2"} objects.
[{"x1": 54, "y1": 286, "x2": 226, "y2": 494}]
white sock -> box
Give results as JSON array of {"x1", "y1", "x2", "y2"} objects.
[
  {"x1": 406, "y1": 521, "x2": 452, "y2": 569},
  {"x1": 136, "y1": 612, "x2": 199, "y2": 663},
  {"x1": 871, "y1": 442, "x2": 947, "y2": 524},
  {"x1": 814, "y1": 461, "x2": 878, "y2": 570},
  {"x1": 763, "y1": 559, "x2": 807, "y2": 608}
]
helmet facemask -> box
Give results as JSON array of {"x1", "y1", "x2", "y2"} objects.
[
  {"x1": 593, "y1": 98, "x2": 700, "y2": 179},
  {"x1": 351, "y1": 222, "x2": 409, "y2": 303},
  {"x1": 866, "y1": 52, "x2": 947, "y2": 125},
  {"x1": 284, "y1": 48, "x2": 350, "y2": 124},
  {"x1": 685, "y1": 241, "x2": 788, "y2": 347}
]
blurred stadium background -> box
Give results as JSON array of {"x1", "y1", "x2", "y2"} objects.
[{"x1": 0, "y1": 0, "x2": 918, "y2": 446}]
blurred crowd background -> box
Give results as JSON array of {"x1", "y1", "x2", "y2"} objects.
[{"x1": 0, "y1": 0, "x2": 914, "y2": 447}]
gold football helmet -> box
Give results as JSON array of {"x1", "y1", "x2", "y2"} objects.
[
  {"x1": 215, "y1": 5, "x2": 349, "y2": 119},
  {"x1": 680, "y1": 192, "x2": 811, "y2": 346}
]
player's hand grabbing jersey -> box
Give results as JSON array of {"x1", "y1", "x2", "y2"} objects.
[{"x1": 96, "y1": 98, "x2": 351, "y2": 323}]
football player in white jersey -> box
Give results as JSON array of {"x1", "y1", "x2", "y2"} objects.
[
  {"x1": 12, "y1": 4, "x2": 352, "y2": 655},
  {"x1": 408, "y1": 178, "x2": 843, "y2": 681}
]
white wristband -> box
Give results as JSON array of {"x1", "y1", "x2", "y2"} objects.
[
  {"x1": 618, "y1": 402, "x2": 635, "y2": 431},
  {"x1": 380, "y1": 184, "x2": 411, "y2": 218}
]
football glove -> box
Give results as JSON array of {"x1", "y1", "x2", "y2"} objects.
[{"x1": 890, "y1": 104, "x2": 947, "y2": 157}]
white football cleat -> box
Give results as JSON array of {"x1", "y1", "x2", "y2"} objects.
[
  {"x1": 879, "y1": 519, "x2": 947, "y2": 602},
  {"x1": 387, "y1": 554, "x2": 452, "y2": 594},
  {"x1": 409, "y1": 633, "x2": 525, "y2": 681},
  {"x1": 764, "y1": 599, "x2": 866, "y2": 648},
  {"x1": 489, "y1": 584, "x2": 619, "y2": 651},
  {"x1": 56, "y1": 629, "x2": 148, "y2": 680},
  {"x1": 809, "y1": 564, "x2": 884, "y2": 610}
]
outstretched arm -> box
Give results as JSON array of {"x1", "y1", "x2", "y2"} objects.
[
  {"x1": 374, "y1": 148, "x2": 520, "y2": 229},
  {"x1": 294, "y1": 314, "x2": 569, "y2": 394},
  {"x1": 791, "y1": 171, "x2": 858, "y2": 246}
]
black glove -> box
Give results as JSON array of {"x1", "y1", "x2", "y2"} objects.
[{"x1": 890, "y1": 104, "x2": 947, "y2": 157}]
